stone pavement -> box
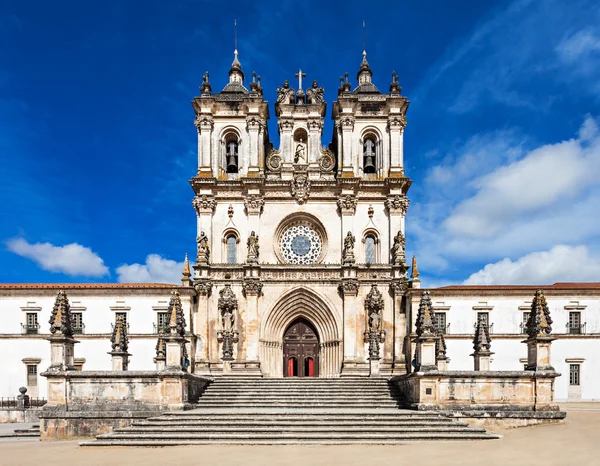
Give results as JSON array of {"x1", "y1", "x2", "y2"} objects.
[{"x1": 0, "y1": 405, "x2": 599, "y2": 466}]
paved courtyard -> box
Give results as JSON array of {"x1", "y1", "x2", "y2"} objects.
[{"x1": 1, "y1": 405, "x2": 599, "y2": 466}]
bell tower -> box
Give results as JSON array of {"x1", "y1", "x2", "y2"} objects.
[
  {"x1": 331, "y1": 51, "x2": 409, "y2": 179},
  {"x1": 191, "y1": 50, "x2": 270, "y2": 179}
]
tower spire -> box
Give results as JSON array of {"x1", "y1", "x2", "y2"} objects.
[{"x1": 362, "y1": 20, "x2": 366, "y2": 56}]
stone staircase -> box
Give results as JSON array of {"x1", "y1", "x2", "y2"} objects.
[{"x1": 82, "y1": 377, "x2": 500, "y2": 445}]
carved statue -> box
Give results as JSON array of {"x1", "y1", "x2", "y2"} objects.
[
  {"x1": 391, "y1": 230, "x2": 406, "y2": 266},
  {"x1": 276, "y1": 80, "x2": 295, "y2": 104},
  {"x1": 196, "y1": 232, "x2": 210, "y2": 264},
  {"x1": 247, "y1": 231, "x2": 260, "y2": 263},
  {"x1": 342, "y1": 231, "x2": 356, "y2": 265},
  {"x1": 306, "y1": 80, "x2": 324, "y2": 104},
  {"x1": 294, "y1": 139, "x2": 307, "y2": 163}
]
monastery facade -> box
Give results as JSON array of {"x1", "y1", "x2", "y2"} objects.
[{"x1": 1, "y1": 51, "x2": 598, "y2": 402}]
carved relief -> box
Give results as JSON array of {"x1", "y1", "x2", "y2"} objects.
[
  {"x1": 244, "y1": 194, "x2": 265, "y2": 215},
  {"x1": 318, "y1": 149, "x2": 335, "y2": 172},
  {"x1": 242, "y1": 278, "x2": 263, "y2": 296},
  {"x1": 340, "y1": 116, "x2": 355, "y2": 131},
  {"x1": 338, "y1": 279, "x2": 359, "y2": 296},
  {"x1": 192, "y1": 195, "x2": 217, "y2": 215},
  {"x1": 194, "y1": 116, "x2": 214, "y2": 132},
  {"x1": 246, "y1": 116, "x2": 261, "y2": 131},
  {"x1": 363, "y1": 284, "x2": 386, "y2": 360},
  {"x1": 388, "y1": 116, "x2": 406, "y2": 130},
  {"x1": 385, "y1": 195, "x2": 409, "y2": 215},
  {"x1": 194, "y1": 280, "x2": 213, "y2": 296},
  {"x1": 337, "y1": 194, "x2": 358, "y2": 215},
  {"x1": 291, "y1": 173, "x2": 311, "y2": 204},
  {"x1": 217, "y1": 285, "x2": 239, "y2": 361}
]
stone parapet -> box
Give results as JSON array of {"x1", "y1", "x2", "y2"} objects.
[
  {"x1": 39, "y1": 370, "x2": 212, "y2": 440},
  {"x1": 391, "y1": 370, "x2": 564, "y2": 416}
]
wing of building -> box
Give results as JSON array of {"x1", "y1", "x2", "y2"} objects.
[{"x1": 1, "y1": 52, "x2": 598, "y2": 403}]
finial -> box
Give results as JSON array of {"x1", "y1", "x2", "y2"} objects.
[
  {"x1": 182, "y1": 253, "x2": 190, "y2": 276},
  {"x1": 234, "y1": 19, "x2": 237, "y2": 53},
  {"x1": 473, "y1": 318, "x2": 492, "y2": 354},
  {"x1": 411, "y1": 255, "x2": 420, "y2": 279},
  {"x1": 415, "y1": 290, "x2": 435, "y2": 336}
]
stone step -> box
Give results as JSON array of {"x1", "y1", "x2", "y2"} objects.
[
  {"x1": 96, "y1": 431, "x2": 499, "y2": 444},
  {"x1": 190, "y1": 404, "x2": 401, "y2": 409},
  {"x1": 198, "y1": 396, "x2": 398, "y2": 401},
  {"x1": 114, "y1": 425, "x2": 485, "y2": 433},
  {"x1": 133, "y1": 419, "x2": 464, "y2": 427}
]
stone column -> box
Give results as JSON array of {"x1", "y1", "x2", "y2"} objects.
[
  {"x1": 339, "y1": 275, "x2": 366, "y2": 376},
  {"x1": 279, "y1": 119, "x2": 293, "y2": 162},
  {"x1": 242, "y1": 274, "x2": 263, "y2": 376},
  {"x1": 390, "y1": 278, "x2": 408, "y2": 374},
  {"x1": 388, "y1": 117, "x2": 406, "y2": 177},
  {"x1": 308, "y1": 120, "x2": 322, "y2": 163},
  {"x1": 195, "y1": 115, "x2": 214, "y2": 177},
  {"x1": 340, "y1": 116, "x2": 355, "y2": 176},
  {"x1": 193, "y1": 280, "x2": 212, "y2": 373},
  {"x1": 246, "y1": 116, "x2": 261, "y2": 176}
]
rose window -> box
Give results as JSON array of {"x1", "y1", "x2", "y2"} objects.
[{"x1": 280, "y1": 224, "x2": 322, "y2": 264}]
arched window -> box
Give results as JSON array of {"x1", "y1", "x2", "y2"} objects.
[
  {"x1": 226, "y1": 235, "x2": 237, "y2": 264},
  {"x1": 363, "y1": 137, "x2": 377, "y2": 174},
  {"x1": 365, "y1": 235, "x2": 376, "y2": 264},
  {"x1": 226, "y1": 137, "x2": 239, "y2": 174}
]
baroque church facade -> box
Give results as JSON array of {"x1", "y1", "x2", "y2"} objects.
[
  {"x1": 189, "y1": 50, "x2": 410, "y2": 378},
  {"x1": 1, "y1": 51, "x2": 599, "y2": 402}
]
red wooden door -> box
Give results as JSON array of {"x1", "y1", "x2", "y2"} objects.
[{"x1": 283, "y1": 318, "x2": 319, "y2": 377}]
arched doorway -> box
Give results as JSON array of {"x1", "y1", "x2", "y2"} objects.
[{"x1": 283, "y1": 318, "x2": 319, "y2": 377}]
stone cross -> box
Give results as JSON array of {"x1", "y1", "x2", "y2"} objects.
[{"x1": 295, "y1": 69, "x2": 306, "y2": 92}]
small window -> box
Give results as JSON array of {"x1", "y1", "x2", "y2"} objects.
[
  {"x1": 522, "y1": 312, "x2": 530, "y2": 333},
  {"x1": 27, "y1": 365, "x2": 37, "y2": 386},
  {"x1": 568, "y1": 312, "x2": 581, "y2": 334},
  {"x1": 435, "y1": 313, "x2": 447, "y2": 334},
  {"x1": 226, "y1": 139, "x2": 239, "y2": 174},
  {"x1": 227, "y1": 236, "x2": 237, "y2": 264},
  {"x1": 363, "y1": 137, "x2": 377, "y2": 174},
  {"x1": 570, "y1": 364, "x2": 580, "y2": 385},
  {"x1": 157, "y1": 312, "x2": 169, "y2": 333},
  {"x1": 25, "y1": 313, "x2": 39, "y2": 334},
  {"x1": 365, "y1": 235, "x2": 375, "y2": 264},
  {"x1": 72, "y1": 312, "x2": 84, "y2": 334}
]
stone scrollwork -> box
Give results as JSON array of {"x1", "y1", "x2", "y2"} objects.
[
  {"x1": 266, "y1": 148, "x2": 282, "y2": 172},
  {"x1": 246, "y1": 116, "x2": 261, "y2": 131},
  {"x1": 217, "y1": 285, "x2": 239, "y2": 361},
  {"x1": 277, "y1": 119, "x2": 294, "y2": 132},
  {"x1": 337, "y1": 194, "x2": 358, "y2": 215},
  {"x1": 388, "y1": 116, "x2": 406, "y2": 130},
  {"x1": 192, "y1": 195, "x2": 217, "y2": 215},
  {"x1": 390, "y1": 278, "x2": 408, "y2": 296},
  {"x1": 340, "y1": 116, "x2": 355, "y2": 131},
  {"x1": 244, "y1": 194, "x2": 265, "y2": 215},
  {"x1": 385, "y1": 195, "x2": 409, "y2": 215},
  {"x1": 318, "y1": 149, "x2": 335, "y2": 172},
  {"x1": 363, "y1": 284, "x2": 386, "y2": 360}
]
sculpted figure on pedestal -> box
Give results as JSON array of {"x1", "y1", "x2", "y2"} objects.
[
  {"x1": 196, "y1": 232, "x2": 210, "y2": 264},
  {"x1": 342, "y1": 231, "x2": 356, "y2": 265},
  {"x1": 306, "y1": 80, "x2": 324, "y2": 104},
  {"x1": 276, "y1": 80, "x2": 295, "y2": 105},
  {"x1": 247, "y1": 231, "x2": 260, "y2": 264}
]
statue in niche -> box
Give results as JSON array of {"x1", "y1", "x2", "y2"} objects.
[
  {"x1": 294, "y1": 138, "x2": 307, "y2": 164},
  {"x1": 306, "y1": 80, "x2": 324, "y2": 104},
  {"x1": 342, "y1": 231, "x2": 356, "y2": 265},
  {"x1": 196, "y1": 231, "x2": 210, "y2": 264},
  {"x1": 391, "y1": 230, "x2": 406, "y2": 266},
  {"x1": 247, "y1": 231, "x2": 259, "y2": 264},
  {"x1": 276, "y1": 80, "x2": 295, "y2": 105}
]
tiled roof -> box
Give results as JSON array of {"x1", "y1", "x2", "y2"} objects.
[
  {"x1": 434, "y1": 282, "x2": 600, "y2": 291},
  {"x1": 0, "y1": 283, "x2": 178, "y2": 289}
]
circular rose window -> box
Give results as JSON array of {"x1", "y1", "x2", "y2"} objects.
[{"x1": 280, "y1": 224, "x2": 322, "y2": 264}]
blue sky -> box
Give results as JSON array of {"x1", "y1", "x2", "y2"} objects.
[{"x1": 1, "y1": 0, "x2": 600, "y2": 286}]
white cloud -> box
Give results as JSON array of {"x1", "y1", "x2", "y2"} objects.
[
  {"x1": 6, "y1": 238, "x2": 109, "y2": 277},
  {"x1": 556, "y1": 28, "x2": 600, "y2": 63},
  {"x1": 443, "y1": 116, "x2": 600, "y2": 238},
  {"x1": 116, "y1": 254, "x2": 185, "y2": 284},
  {"x1": 464, "y1": 245, "x2": 600, "y2": 285}
]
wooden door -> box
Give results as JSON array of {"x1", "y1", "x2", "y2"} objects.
[{"x1": 283, "y1": 318, "x2": 319, "y2": 377}]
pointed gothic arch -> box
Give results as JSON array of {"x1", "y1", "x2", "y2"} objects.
[{"x1": 260, "y1": 287, "x2": 342, "y2": 377}]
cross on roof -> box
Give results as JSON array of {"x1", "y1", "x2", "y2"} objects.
[{"x1": 295, "y1": 69, "x2": 306, "y2": 91}]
